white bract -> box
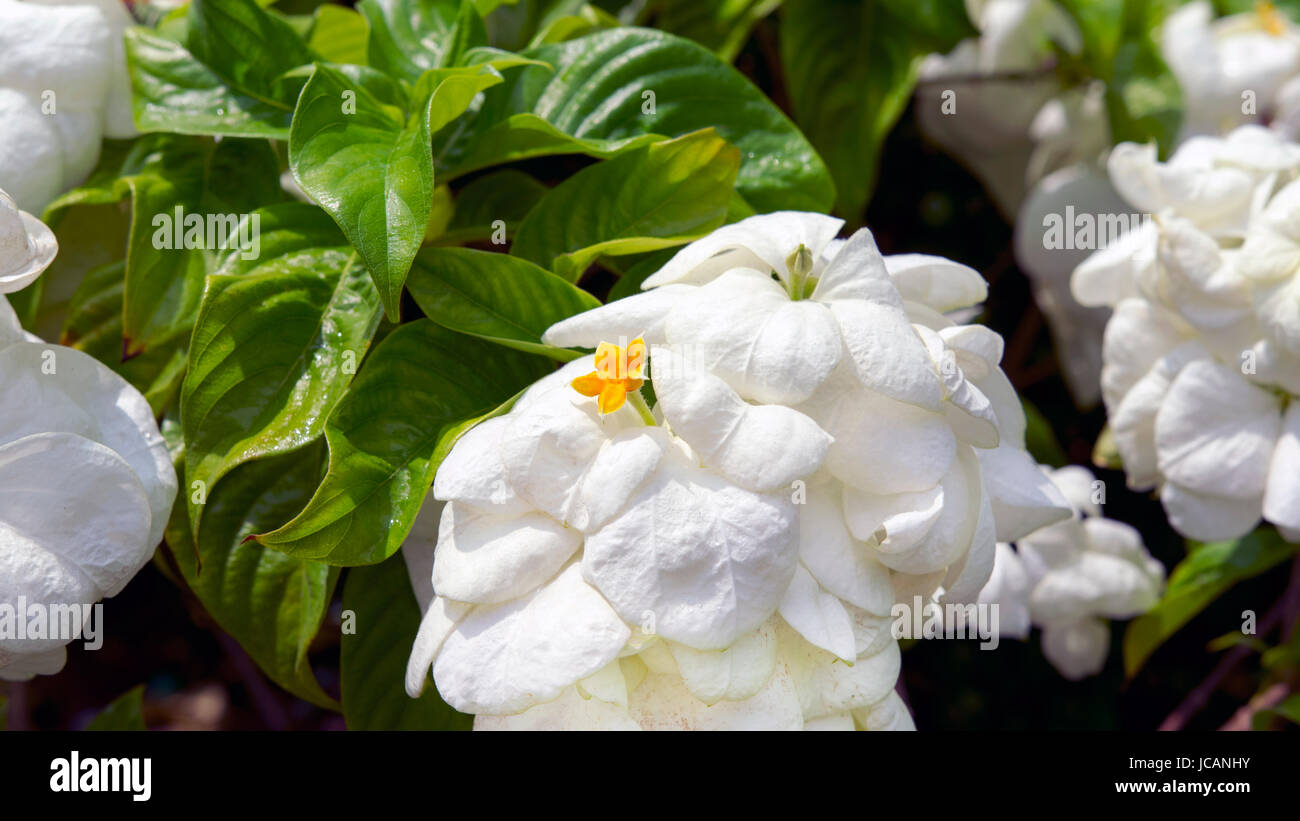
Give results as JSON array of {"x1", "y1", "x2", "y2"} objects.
[
  {"x1": 0, "y1": 189, "x2": 175, "y2": 681},
  {"x1": 408, "y1": 212, "x2": 1071, "y2": 729},
  {"x1": 0, "y1": 0, "x2": 137, "y2": 213},
  {"x1": 916, "y1": 0, "x2": 1087, "y2": 218},
  {"x1": 975, "y1": 466, "x2": 1164, "y2": 679},
  {"x1": 1163, "y1": 1, "x2": 1300, "y2": 140},
  {"x1": 1071, "y1": 125, "x2": 1300, "y2": 541}
]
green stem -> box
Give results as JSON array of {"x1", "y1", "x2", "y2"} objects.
[{"x1": 627, "y1": 388, "x2": 657, "y2": 426}]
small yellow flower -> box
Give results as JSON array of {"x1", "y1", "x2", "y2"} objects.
[{"x1": 571, "y1": 338, "x2": 646, "y2": 414}]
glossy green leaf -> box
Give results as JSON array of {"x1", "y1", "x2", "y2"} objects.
[
  {"x1": 123, "y1": 136, "x2": 283, "y2": 355},
  {"x1": 61, "y1": 261, "x2": 188, "y2": 416},
  {"x1": 86, "y1": 686, "x2": 147, "y2": 731},
  {"x1": 125, "y1": 0, "x2": 316, "y2": 139},
  {"x1": 436, "y1": 27, "x2": 834, "y2": 213},
  {"x1": 341, "y1": 553, "x2": 472, "y2": 729},
  {"x1": 360, "y1": 0, "x2": 486, "y2": 81},
  {"x1": 166, "y1": 448, "x2": 340, "y2": 709},
  {"x1": 257, "y1": 320, "x2": 548, "y2": 565},
  {"x1": 309, "y1": 4, "x2": 371, "y2": 64},
  {"x1": 510, "y1": 129, "x2": 739, "y2": 279},
  {"x1": 182, "y1": 204, "x2": 384, "y2": 536},
  {"x1": 781, "y1": 0, "x2": 934, "y2": 217},
  {"x1": 408, "y1": 247, "x2": 600, "y2": 356},
  {"x1": 1123, "y1": 530, "x2": 1299, "y2": 677},
  {"x1": 289, "y1": 62, "x2": 436, "y2": 319}
]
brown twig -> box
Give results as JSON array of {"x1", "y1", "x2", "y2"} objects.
[
  {"x1": 1159, "y1": 557, "x2": 1300, "y2": 731},
  {"x1": 1220, "y1": 682, "x2": 1292, "y2": 731}
]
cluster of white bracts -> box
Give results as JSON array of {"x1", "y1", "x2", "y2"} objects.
[
  {"x1": 0, "y1": 0, "x2": 137, "y2": 214},
  {"x1": 927, "y1": 1, "x2": 1300, "y2": 408},
  {"x1": 0, "y1": 189, "x2": 175, "y2": 680},
  {"x1": 1071, "y1": 125, "x2": 1300, "y2": 542},
  {"x1": 975, "y1": 466, "x2": 1164, "y2": 680},
  {"x1": 405, "y1": 211, "x2": 1072, "y2": 730}
]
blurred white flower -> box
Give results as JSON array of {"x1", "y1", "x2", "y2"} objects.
[
  {"x1": 977, "y1": 466, "x2": 1165, "y2": 679},
  {"x1": 1163, "y1": 1, "x2": 1300, "y2": 140},
  {"x1": 916, "y1": 0, "x2": 1085, "y2": 217},
  {"x1": 0, "y1": 0, "x2": 138, "y2": 213},
  {"x1": 1072, "y1": 125, "x2": 1300, "y2": 541},
  {"x1": 408, "y1": 212, "x2": 1072, "y2": 729},
  {"x1": 0, "y1": 190, "x2": 176, "y2": 681}
]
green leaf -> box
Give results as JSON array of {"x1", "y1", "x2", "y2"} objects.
[
  {"x1": 435, "y1": 169, "x2": 548, "y2": 244},
  {"x1": 341, "y1": 553, "x2": 472, "y2": 729},
  {"x1": 1023, "y1": 398, "x2": 1068, "y2": 468},
  {"x1": 360, "y1": 0, "x2": 486, "y2": 81},
  {"x1": 878, "y1": 0, "x2": 979, "y2": 50},
  {"x1": 125, "y1": 0, "x2": 316, "y2": 139},
  {"x1": 86, "y1": 686, "x2": 148, "y2": 731},
  {"x1": 436, "y1": 27, "x2": 834, "y2": 213},
  {"x1": 289, "y1": 62, "x2": 436, "y2": 319},
  {"x1": 182, "y1": 204, "x2": 384, "y2": 536},
  {"x1": 646, "y1": 0, "x2": 782, "y2": 62},
  {"x1": 255, "y1": 320, "x2": 548, "y2": 565},
  {"x1": 120, "y1": 136, "x2": 284, "y2": 355},
  {"x1": 1123, "y1": 530, "x2": 1299, "y2": 677},
  {"x1": 61, "y1": 261, "x2": 188, "y2": 415},
  {"x1": 309, "y1": 4, "x2": 371, "y2": 65},
  {"x1": 166, "y1": 448, "x2": 340, "y2": 709},
  {"x1": 408, "y1": 247, "x2": 600, "y2": 356},
  {"x1": 781, "y1": 0, "x2": 931, "y2": 217},
  {"x1": 510, "y1": 129, "x2": 739, "y2": 279},
  {"x1": 1055, "y1": 0, "x2": 1124, "y2": 71}
]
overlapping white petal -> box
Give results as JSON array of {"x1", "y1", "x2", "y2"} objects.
[
  {"x1": 1, "y1": 203, "x2": 176, "y2": 681},
  {"x1": 0, "y1": 0, "x2": 138, "y2": 213},
  {"x1": 974, "y1": 466, "x2": 1164, "y2": 680}
]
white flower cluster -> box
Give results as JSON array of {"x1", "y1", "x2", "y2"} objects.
[
  {"x1": 405, "y1": 211, "x2": 1071, "y2": 730},
  {"x1": 0, "y1": 0, "x2": 137, "y2": 213},
  {"x1": 1071, "y1": 125, "x2": 1300, "y2": 542},
  {"x1": 975, "y1": 466, "x2": 1164, "y2": 680},
  {"x1": 927, "y1": 1, "x2": 1300, "y2": 408},
  {"x1": 1163, "y1": 1, "x2": 1300, "y2": 141},
  {"x1": 0, "y1": 188, "x2": 175, "y2": 680}
]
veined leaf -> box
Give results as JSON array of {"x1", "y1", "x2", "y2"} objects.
[
  {"x1": 510, "y1": 129, "x2": 739, "y2": 279},
  {"x1": 782, "y1": 0, "x2": 957, "y2": 217},
  {"x1": 125, "y1": 0, "x2": 316, "y2": 139},
  {"x1": 360, "y1": 0, "x2": 486, "y2": 81},
  {"x1": 407, "y1": 247, "x2": 600, "y2": 356},
  {"x1": 435, "y1": 27, "x2": 834, "y2": 213},
  {"x1": 181, "y1": 204, "x2": 384, "y2": 536},
  {"x1": 166, "y1": 448, "x2": 340, "y2": 709},
  {"x1": 289, "y1": 62, "x2": 437, "y2": 319},
  {"x1": 255, "y1": 320, "x2": 548, "y2": 565}
]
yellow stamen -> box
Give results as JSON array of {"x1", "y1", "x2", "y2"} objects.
[
  {"x1": 1259, "y1": 2, "x2": 1286, "y2": 36},
  {"x1": 572, "y1": 338, "x2": 646, "y2": 415}
]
